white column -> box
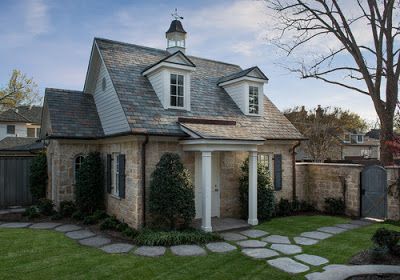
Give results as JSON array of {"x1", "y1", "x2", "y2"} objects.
[
  {"x1": 248, "y1": 151, "x2": 258, "y2": 225},
  {"x1": 201, "y1": 151, "x2": 212, "y2": 232}
]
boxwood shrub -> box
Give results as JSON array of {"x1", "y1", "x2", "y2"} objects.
[{"x1": 29, "y1": 152, "x2": 48, "y2": 200}]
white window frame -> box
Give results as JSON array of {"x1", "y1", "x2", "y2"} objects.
[
  {"x1": 169, "y1": 73, "x2": 185, "y2": 108},
  {"x1": 27, "y1": 127, "x2": 36, "y2": 138},
  {"x1": 6, "y1": 124, "x2": 15, "y2": 135},
  {"x1": 111, "y1": 153, "x2": 120, "y2": 197},
  {"x1": 249, "y1": 85, "x2": 259, "y2": 115},
  {"x1": 258, "y1": 152, "x2": 274, "y2": 179}
]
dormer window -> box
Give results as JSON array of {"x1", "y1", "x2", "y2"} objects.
[
  {"x1": 170, "y1": 74, "x2": 184, "y2": 107},
  {"x1": 249, "y1": 86, "x2": 259, "y2": 114}
]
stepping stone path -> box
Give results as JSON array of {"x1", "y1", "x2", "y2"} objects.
[
  {"x1": 317, "y1": 226, "x2": 347, "y2": 234},
  {"x1": 135, "y1": 246, "x2": 166, "y2": 257},
  {"x1": 206, "y1": 242, "x2": 236, "y2": 253},
  {"x1": 55, "y1": 224, "x2": 81, "y2": 233},
  {"x1": 271, "y1": 244, "x2": 302, "y2": 255},
  {"x1": 262, "y1": 235, "x2": 291, "y2": 244},
  {"x1": 220, "y1": 232, "x2": 247, "y2": 241},
  {"x1": 0, "y1": 222, "x2": 31, "y2": 228},
  {"x1": 171, "y1": 245, "x2": 206, "y2": 256},
  {"x1": 65, "y1": 230, "x2": 96, "y2": 240},
  {"x1": 242, "y1": 248, "x2": 279, "y2": 259},
  {"x1": 294, "y1": 236, "x2": 319, "y2": 246},
  {"x1": 335, "y1": 223, "x2": 360, "y2": 230},
  {"x1": 301, "y1": 231, "x2": 332, "y2": 240},
  {"x1": 268, "y1": 257, "x2": 310, "y2": 274},
  {"x1": 240, "y1": 229, "x2": 268, "y2": 238},
  {"x1": 295, "y1": 254, "x2": 329, "y2": 266},
  {"x1": 101, "y1": 243, "x2": 134, "y2": 254},
  {"x1": 236, "y1": 240, "x2": 267, "y2": 248},
  {"x1": 79, "y1": 236, "x2": 111, "y2": 248},
  {"x1": 30, "y1": 222, "x2": 61, "y2": 229},
  {"x1": 350, "y1": 220, "x2": 372, "y2": 226}
]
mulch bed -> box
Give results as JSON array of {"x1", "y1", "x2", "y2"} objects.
[{"x1": 349, "y1": 250, "x2": 400, "y2": 266}]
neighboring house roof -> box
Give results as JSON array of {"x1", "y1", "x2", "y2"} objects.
[
  {"x1": 0, "y1": 105, "x2": 42, "y2": 124},
  {"x1": 0, "y1": 137, "x2": 44, "y2": 151},
  {"x1": 366, "y1": 129, "x2": 380, "y2": 140},
  {"x1": 44, "y1": 88, "x2": 104, "y2": 138},
  {"x1": 89, "y1": 38, "x2": 302, "y2": 140},
  {"x1": 217, "y1": 66, "x2": 269, "y2": 85},
  {"x1": 166, "y1": 19, "x2": 186, "y2": 34}
]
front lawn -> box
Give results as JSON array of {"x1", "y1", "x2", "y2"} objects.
[{"x1": 1, "y1": 215, "x2": 398, "y2": 280}]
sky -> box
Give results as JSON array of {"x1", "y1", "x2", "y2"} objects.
[{"x1": 0, "y1": 0, "x2": 378, "y2": 122}]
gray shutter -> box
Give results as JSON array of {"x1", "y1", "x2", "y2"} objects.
[
  {"x1": 106, "y1": 154, "x2": 112, "y2": 193},
  {"x1": 118, "y1": 154, "x2": 126, "y2": 198},
  {"x1": 274, "y1": 154, "x2": 282, "y2": 191}
]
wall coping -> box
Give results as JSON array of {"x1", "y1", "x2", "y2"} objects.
[{"x1": 296, "y1": 162, "x2": 363, "y2": 167}]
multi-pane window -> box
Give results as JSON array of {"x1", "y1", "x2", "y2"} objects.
[
  {"x1": 74, "y1": 155, "x2": 84, "y2": 184},
  {"x1": 249, "y1": 86, "x2": 259, "y2": 114},
  {"x1": 111, "y1": 153, "x2": 120, "y2": 196},
  {"x1": 6, "y1": 125, "x2": 15, "y2": 134},
  {"x1": 258, "y1": 153, "x2": 273, "y2": 176},
  {"x1": 357, "y1": 135, "x2": 364, "y2": 143},
  {"x1": 27, "y1": 128, "x2": 35, "y2": 137},
  {"x1": 170, "y1": 74, "x2": 184, "y2": 107}
]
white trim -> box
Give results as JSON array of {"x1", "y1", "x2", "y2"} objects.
[
  {"x1": 218, "y1": 76, "x2": 268, "y2": 87},
  {"x1": 142, "y1": 61, "x2": 195, "y2": 76},
  {"x1": 179, "y1": 125, "x2": 201, "y2": 139}
]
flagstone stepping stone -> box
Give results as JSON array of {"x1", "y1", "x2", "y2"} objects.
[
  {"x1": 240, "y1": 229, "x2": 268, "y2": 238},
  {"x1": 294, "y1": 254, "x2": 329, "y2": 266},
  {"x1": 206, "y1": 242, "x2": 236, "y2": 253},
  {"x1": 220, "y1": 232, "x2": 247, "y2": 241},
  {"x1": 65, "y1": 230, "x2": 95, "y2": 240},
  {"x1": 335, "y1": 223, "x2": 360, "y2": 230},
  {"x1": 0, "y1": 222, "x2": 31, "y2": 228},
  {"x1": 271, "y1": 244, "x2": 302, "y2": 255},
  {"x1": 350, "y1": 220, "x2": 372, "y2": 226},
  {"x1": 262, "y1": 235, "x2": 291, "y2": 244},
  {"x1": 55, "y1": 224, "x2": 82, "y2": 233},
  {"x1": 170, "y1": 245, "x2": 206, "y2": 256},
  {"x1": 301, "y1": 231, "x2": 332, "y2": 240},
  {"x1": 242, "y1": 248, "x2": 279, "y2": 259},
  {"x1": 79, "y1": 236, "x2": 111, "y2": 247},
  {"x1": 294, "y1": 236, "x2": 319, "y2": 246},
  {"x1": 135, "y1": 246, "x2": 166, "y2": 257},
  {"x1": 317, "y1": 226, "x2": 347, "y2": 234},
  {"x1": 236, "y1": 240, "x2": 267, "y2": 248},
  {"x1": 267, "y1": 257, "x2": 310, "y2": 274},
  {"x1": 30, "y1": 222, "x2": 62, "y2": 230},
  {"x1": 101, "y1": 243, "x2": 134, "y2": 254}
]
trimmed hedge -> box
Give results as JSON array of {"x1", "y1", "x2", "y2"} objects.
[{"x1": 29, "y1": 153, "x2": 48, "y2": 200}]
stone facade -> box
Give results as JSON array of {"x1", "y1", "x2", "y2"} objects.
[{"x1": 47, "y1": 136, "x2": 296, "y2": 229}]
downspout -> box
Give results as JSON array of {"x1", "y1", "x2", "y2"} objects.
[
  {"x1": 141, "y1": 135, "x2": 149, "y2": 228},
  {"x1": 291, "y1": 141, "x2": 301, "y2": 201}
]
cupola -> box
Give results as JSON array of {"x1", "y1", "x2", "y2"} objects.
[{"x1": 166, "y1": 9, "x2": 187, "y2": 54}]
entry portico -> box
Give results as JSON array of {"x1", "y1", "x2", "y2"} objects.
[{"x1": 180, "y1": 138, "x2": 264, "y2": 232}]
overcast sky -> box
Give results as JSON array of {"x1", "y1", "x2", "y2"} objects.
[{"x1": 0, "y1": 0, "x2": 378, "y2": 122}]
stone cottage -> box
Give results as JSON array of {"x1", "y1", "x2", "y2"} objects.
[{"x1": 41, "y1": 18, "x2": 304, "y2": 231}]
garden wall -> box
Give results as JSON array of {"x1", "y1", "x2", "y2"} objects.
[{"x1": 296, "y1": 163, "x2": 400, "y2": 220}]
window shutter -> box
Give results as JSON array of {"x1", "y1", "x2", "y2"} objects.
[
  {"x1": 274, "y1": 154, "x2": 282, "y2": 191},
  {"x1": 118, "y1": 154, "x2": 126, "y2": 199},
  {"x1": 106, "y1": 154, "x2": 112, "y2": 194}
]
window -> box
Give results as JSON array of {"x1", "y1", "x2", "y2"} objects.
[
  {"x1": 258, "y1": 153, "x2": 273, "y2": 175},
  {"x1": 344, "y1": 134, "x2": 351, "y2": 143},
  {"x1": 357, "y1": 135, "x2": 364, "y2": 143},
  {"x1": 27, "y1": 128, "x2": 35, "y2": 138},
  {"x1": 6, "y1": 125, "x2": 15, "y2": 134},
  {"x1": 249, "y1": 86, "x2": 259, "y2": 114},
  {"x1": 36, "y1": 128, "x2": 40, "y2": 137},
  {"x1": 74, "y1": 155, "x2": 84, "y2": 184},
  {"x1": 111, "y1": 153, "x2": 120, "y2": 196},
  {"x1": 170, "y1": 74, "x2": 184, "y2": 107}
]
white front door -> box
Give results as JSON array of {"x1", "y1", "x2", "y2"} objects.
[{"x1": 194, "y1": 152, "x2": 221, "y2": 219}]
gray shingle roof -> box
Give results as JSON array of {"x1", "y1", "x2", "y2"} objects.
[
  {"x1": 0, "y1": 106, "x2": 42, "y2": 123},
  {"x1": 166, "y1": 20, "x2": 186, "y2": 34},
  {"x1": 44, "y1": 88, "x2": 104, "y2": 138},
  {"x1": 0, "y1": 137, "x2": 43, "y2": 151},
  {"x1": 95, "y1": 38, "x2": 303, "y2": 140},
  {"x1": 217, "y1": 66, "x2": 268, "y2": 85}
]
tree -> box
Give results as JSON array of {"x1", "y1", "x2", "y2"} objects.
[
  {"x1": 266, "y1": 0, "x2": 400, "y2": 164},
  {"x1": 29, "y1": 152, "x2": 48, "y2": 200},
  {"x1": 284, "y1": 106, "x2": 367, "y2": 161},
  {"x1": 0, "y1": 69, "x2": 39, "y2": 110},
  {"x1": 149, "y1": 153, "x2": 195, "y2": 230}
]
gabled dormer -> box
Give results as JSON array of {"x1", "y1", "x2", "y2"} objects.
[
  {"x1": 142, "y1": 50, "x2": 195, "y2": 111},
  {"x1": 218, "y1": 67, "x2": 268, "y2": 116}
]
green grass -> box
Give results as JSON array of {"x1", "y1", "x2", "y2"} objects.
[{"x1": 0, "y1": 216, "x2": 398, "y2": 280}]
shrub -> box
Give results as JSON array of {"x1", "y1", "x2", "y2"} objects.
[
  {"x1": 134, "y1": 229, "x2": 221, "y2": 246},
  {"x1": 83, "y1": 215, "x2": 97, "y2": 225},
  {"x1": 59, "y1": 201, "x2": 77, "y2": 218},
  {"x1": 122, "y1": 227, "x2": 139, "y2": 239},
  {"x1": 149, "y1": 153, "x2": 195, "y2": 230},
  {"x1": 100, "y1": 216, "x2": 120, "y2": 230},
  {"x1": 75, "y1": 152, "x2": 104, "y2": 214},
  {"x1": 23, "y1": 206, "x2": 39, "y2": 219},
  {"x1": 71, "y1": 210, "x2": 84, "y2": 221},
  {"x1": 275, "y1": 198, "x2": 292, "y2": 216},
  {"x1": 37, "y1": 198, "x2": 55, "y2": 216},
  {"x1": 51, "y1": 212, "x2": 63, "y2": 221},
  {"x1": 239, "y1": 158, "x2": 275, "y2": 221},
  {"x1": 324, "y1": 197, "x2": 345, "y2": 215},
  {"x1": 29, "y1": 153, "x2": 48, "y2": 200},
  {"x1": 82, "y1": 210, "x2": 109, "y2": 225},
  {"x1": 98, "y1": 216, "x2": 138, "y2": 238},
  {"x1": 372, "y1": 228, "x2": 400, "y2": 254}
]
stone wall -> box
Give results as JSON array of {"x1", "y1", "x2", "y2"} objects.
[{"x1": 296, "y1": 163, "x2": 400, "y2": 219}]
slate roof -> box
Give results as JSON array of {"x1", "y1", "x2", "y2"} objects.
[
  {"x1": 366, "y1": 129, "x2": 380, "y2": 140},
  {"x1": 0, "y1": 137, "x2": 43, "y2": 151},
  {"x1": 44, "y1": 88, "x2": 104, "y2": 138},
  {"x1": 217, "y1": 66, "x2": 269, "y2": 85},
  {"x1": 0, "y1": 110, "x2": 29, "y2": 123},
  {"x1": 0, "y1": 106, "x2": 42, "y2": 123},
  {"x1": 95, "y1": 38, "x2": 303, "y2": 140},
  {"x1": 166, "y1": 20, "x2": 186, "y2": 34}
]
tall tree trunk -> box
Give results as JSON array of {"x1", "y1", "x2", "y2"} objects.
[{"x1": 380, "y1": 113, "x2": 394, "y2": 165}]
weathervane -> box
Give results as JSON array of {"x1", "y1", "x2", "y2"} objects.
[{"x1": 171, "y1": 8, "x2": 183, "y2": 20}]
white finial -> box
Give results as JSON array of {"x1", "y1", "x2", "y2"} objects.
[{"x1": 171, "y1": 8, "x2": 183, "y2": 20}]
